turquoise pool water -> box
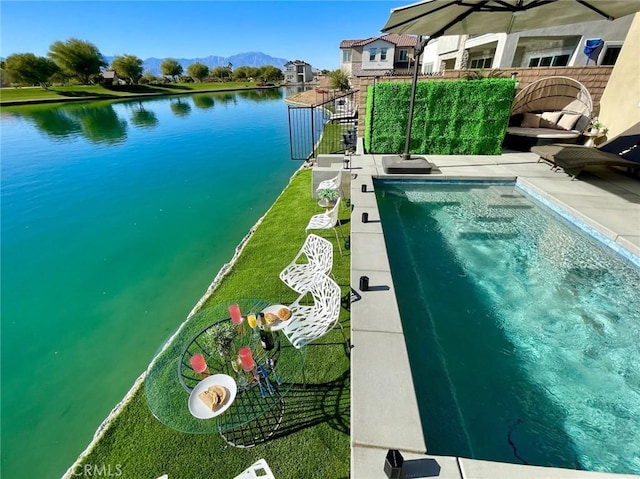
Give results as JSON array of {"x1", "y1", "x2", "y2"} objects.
[
  {"x1": 375, "y1": 181, "x2": 640, "y2": 475},
  {"x1": 0, "y1": 90, "x2": 299, "y2": 478}
]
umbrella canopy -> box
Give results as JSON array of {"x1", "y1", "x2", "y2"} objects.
[{"x1": 382, "y1": 0, "x2": 640, "y2": 37}]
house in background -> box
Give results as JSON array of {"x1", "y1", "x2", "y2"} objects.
[
  {"x1": 423, "y1": 13, "x2": 634, "y2": 73},
  {"x1": 340, "y1": 34, "x2": 424, "y2": 78},
  {"x1": 100, "y1": 70, "x2": 126, "y2": 85},
  {"x1": 284, "y1": 60, "x2": 314, "y2": 84}
]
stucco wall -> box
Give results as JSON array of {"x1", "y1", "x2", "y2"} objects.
[
  {"x1": 598, "y1": 13, "x2": 640, "y2": 138},
  {"x1": 362, "y1": 39, "x2": 395, "y2": 71},
  {"x1": 498, "y1": 14, "x2": 634, "y2": 67}
]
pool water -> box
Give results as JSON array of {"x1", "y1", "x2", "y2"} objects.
[{"x1": 375, "y1": 181, "x2": 640, "y2": 475}]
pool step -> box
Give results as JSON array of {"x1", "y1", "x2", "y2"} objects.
[
  {"x1": 475, "y1": 216, "x2": 515, "y2": 223},
  {"x1": 458, "y1": 231, "x2": 520, "y2": 240}
]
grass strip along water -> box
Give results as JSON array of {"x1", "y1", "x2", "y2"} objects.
[
  {"x1": 70, "y1": 168, "x2": 351, "y2": 479},
  {"x1": 0, "y1": 81, "x2": 276, "y2": 105}
]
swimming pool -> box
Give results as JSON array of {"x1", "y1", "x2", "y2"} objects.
[{"x1": 375, "y1": 180, "x2": 640, "y2": 475}]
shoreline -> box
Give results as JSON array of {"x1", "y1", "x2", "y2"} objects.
[
  {"x1": 0, "y1": 84, "x2": 281, "y2": 107},
  {"x1": 62, "y1": 161, "x2": 310, "y2": 479}
]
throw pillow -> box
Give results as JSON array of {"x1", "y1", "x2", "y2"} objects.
[
  {"x1": 557, "y1": 112, "x2": 582, "y2": 131},
  {"x1": 539, "y1": 111, "x2": 563, "y2": 129},
  {"x1": 521, "y1": 112, "x2": 541, "y2": 128}
]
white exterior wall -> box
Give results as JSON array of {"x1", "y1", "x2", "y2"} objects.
[
  {"x1": 437, "y1": 35, "x2": 463, "y2": 54},
  {"x1": 421, "y1": 39, "x2": 441, "y2": 73},
  {"x1": 444, "y1": 14, "x2": 635, "y2": 69},
  {"x1": 598, "y1": 13, "x2": 640, "y2": 137},
  {"x1": 513, "y1": 14, "x2": 633, "y2": 66},
  {"x1": 361, "y1": 39, "x2": 395, "y2": 71}
]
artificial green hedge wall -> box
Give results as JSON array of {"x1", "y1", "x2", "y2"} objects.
[{"x1": 364, "y1": 79, "x2": 516, "y2": 155}]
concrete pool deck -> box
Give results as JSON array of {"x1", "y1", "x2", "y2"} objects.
[{"x1": 329, "y1": 150, "x2": 640, "y2": 478}]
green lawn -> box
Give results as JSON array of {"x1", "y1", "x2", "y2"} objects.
[
  {"x1": 0, "y1": 82, "x2": 273, "y2": 104},
  {"x1": 74, "y1": 168, "x2": 351, "y2": 479}
]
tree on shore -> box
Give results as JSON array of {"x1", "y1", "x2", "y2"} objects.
[
  {"x1": 210, "y1": 66, "x2": 232, "y2": 80},
  {"x1": 233, "y1": 66, "x2": 259, "y2": 81},
  {"x1": 160, "y1": 58, "x2": 183, "y2": 82},
  {"x1": 48, "y1": 38, "x2": 106, "y2": 84},
  {"x1": 328, "y1": 69, "x2": 350, "y2": 91},
  {"x1": 4, "y1": 53, "x2": 59, "y2": 87},
  {"x1": 187, "y1": 62, "x2": 209, "y2": 82},
  {"x1": 111, "y1": 54, "x2": 143, "y2": 84},
  {"x1": 257, "y1": 65, "x2": 284, "y2": 82}
]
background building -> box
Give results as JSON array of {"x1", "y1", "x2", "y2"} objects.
[{"x1": 284, "y1": 60, "x2": 314, "y2": 84}]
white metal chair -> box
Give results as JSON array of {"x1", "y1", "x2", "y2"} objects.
[
  {"x1": 279, "y1": 234, "x2": 333, "y2": 294},
  {"x1": 283, "y1": 274, "x2": 343, "y2": 349},
  {"x1": 233, "y1": 459, "x2": 275, "y2": 479},
  {"x1": 315, "y1": 169, "x2": 345, "y2": 198},
  {"x1": 305, "y1": 197, "x2": 345, "y2": 255}
]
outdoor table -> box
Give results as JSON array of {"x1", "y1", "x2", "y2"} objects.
[
  {"x1": 145, "y1": 299, "x2": 306, "y2": 447},
  {"x1": 583, "y1": 130, "x2": 605, "y2": 147}
]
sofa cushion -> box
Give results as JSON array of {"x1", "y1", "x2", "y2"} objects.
[
  {"x1": 557, "y1": 112, "x2": 582, "y2": 131},
  {"x1": 539, "y1": 111, "x2": 563, "y2": 128},
  {"x1": 521, "y1": 112, "x2": 541, "y2": 128},
  {"x1": 506, "y1": 127, "x2": 581, "y2": 139}
]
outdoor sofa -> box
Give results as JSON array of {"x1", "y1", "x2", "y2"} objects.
[{"x1": 503, "y1": 76, "x2": 593, "y2": 151}]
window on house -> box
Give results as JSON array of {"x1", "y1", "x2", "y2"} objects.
[
  {"x1": 469, "y1": 57, "x2": 493, "y2": 69},
  {"x1": 529, "y1": 54, "x2": 570, "y2": 67},
  {"x1": 380, "y1": 48, "x2": 387, "y2": 61},
  {"x1": 423, "y1": 62, "x2": 434, "y2": 73},
  {"x1": 369, "y1": 48, "x2": 377, "y2": 61},
  {"x1": 551, "y1": 54, "x2": 569, "y2": 66},
  {"x1": 601, "y1": 45, "x2": 621, "y2": 65},
  {"x1": 342, "y1": 50, "x2": 352, "y2": 63},
  {"x1": 399, "y1": 49, "x2": 409, "y2": 61}
]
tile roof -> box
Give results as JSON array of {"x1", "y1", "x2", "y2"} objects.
[
  {"x1": 285, "y1": 60, "x2": 311, "y2": 66},
  {"x1": 382, "y1": 33, "x2": 418, "y2": 47},
  {"x1": 340, "y1": 34, "x2": 417, "y2": 49},
  {"x1": 340, "y1": 38, "x2": 374, "y2": 48}
]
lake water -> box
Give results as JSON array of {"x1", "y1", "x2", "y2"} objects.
[{"x1": 0, "y1": 89, "x2": 301, "y2": 478}]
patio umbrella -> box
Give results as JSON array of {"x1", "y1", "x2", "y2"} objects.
[{"x1": 379, "y1": 0, "x2": 640, "y2": 169}]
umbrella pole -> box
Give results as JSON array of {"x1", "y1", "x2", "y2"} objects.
[
  {"x1": 402, "y1": 35, "x2": 424, "y2": 161},
  {"x1": 381, "y1": 36, "x2": 435, "y2": 174}
]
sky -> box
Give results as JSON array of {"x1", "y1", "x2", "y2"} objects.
[{"x1": 0, "y1": 0, "x2": 410, "y2": 70}]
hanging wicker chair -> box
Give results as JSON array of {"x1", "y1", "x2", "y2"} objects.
[{"x1": 504, "y1": 76, "x2": 594, "y2": 151}]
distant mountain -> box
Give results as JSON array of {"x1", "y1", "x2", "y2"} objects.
[{"x1": 103, "y1": 52, "x2": 289, "y2": 75}]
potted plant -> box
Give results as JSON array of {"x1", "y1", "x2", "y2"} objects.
[
  {"x1": 589, "y1": 116, "x2": 604, "y2": 133},
  {"x1": 318, "y1": 188, "x2": 338, "y2": 206},
  {"x1": 202, "y1": 322, "x2": 237, "y2": 359}
]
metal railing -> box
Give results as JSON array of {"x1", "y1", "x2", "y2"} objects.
[{"x1": 287, "y1": 89, "x2": 359, "y2": 161}]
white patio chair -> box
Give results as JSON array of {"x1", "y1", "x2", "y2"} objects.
[
  {"x1": 279, "y1": 234, "x2": 333, "y2": 294},
  {"x1": 305, "y1": 197, "x2": 345, "y2": 255},
  {"x1": 316, "y1": 169, "x2": 345, "y2": 198},
  {"x1": 233, "y1": 458, "x2": 275, "y2": 479},
  {"x1": 283, "y1": 274, "x2": 343, "y2": 349}
]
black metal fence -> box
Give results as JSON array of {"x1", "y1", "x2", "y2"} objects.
[{"x1": 287, "y1": 90, "x2": 359, "y2": 161}]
